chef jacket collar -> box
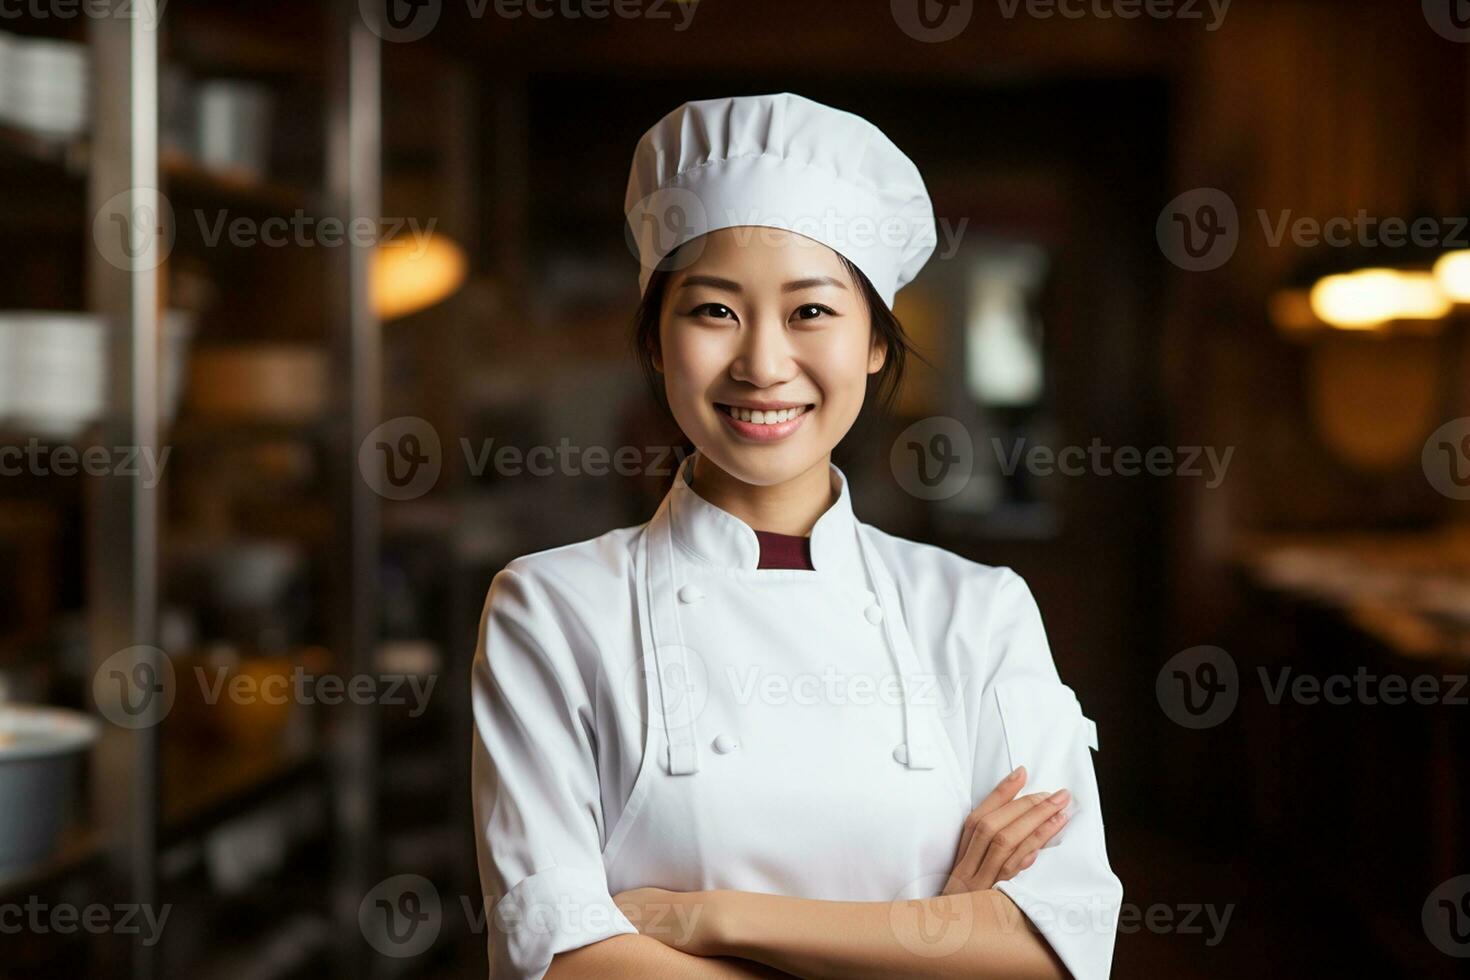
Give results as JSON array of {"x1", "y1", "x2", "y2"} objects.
[{"x1": 668, "y1": 450, "x2": 870, "y2": 590}]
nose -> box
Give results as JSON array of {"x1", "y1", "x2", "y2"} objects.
[{"x1": 729, "y1": 314, "x2": 797, "y2": 388}]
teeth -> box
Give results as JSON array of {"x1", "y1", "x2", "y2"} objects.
[{"x1": 723, "y1": 405, "x2": 808, "y2": 424}]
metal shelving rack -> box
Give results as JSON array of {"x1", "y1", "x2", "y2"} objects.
[
  {"x1": 324, "y1": 2, "x2": 383, "y2": 976},
  {"x1": 86, "y1": 9, "x2": 163, "y2": 979},
  {"x1": 77, "y1": 3, "x2": 383, "y2": 979}
]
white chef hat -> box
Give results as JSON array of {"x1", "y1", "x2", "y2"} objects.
[{"x1": 624, "y1": 92, "x2": 938, "y2": 310}]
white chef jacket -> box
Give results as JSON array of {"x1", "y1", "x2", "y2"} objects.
[{"x1": 471, "y1": 452, "x2": 1123, "y2": 979}]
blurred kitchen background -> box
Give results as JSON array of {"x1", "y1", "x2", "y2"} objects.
[{"x1": 2, "y1": 0, "x2": 1469, "y2": 977}]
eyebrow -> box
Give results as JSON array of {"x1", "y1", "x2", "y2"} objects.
[{"x1": 677, "y1": 274, "x2": 849, "y2": 293}]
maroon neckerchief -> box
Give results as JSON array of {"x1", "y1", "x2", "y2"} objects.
[{"x1": 753, "y1": 530, "x2": 814, "y2": 570}]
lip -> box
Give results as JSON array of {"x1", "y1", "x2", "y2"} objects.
[
  {"x1": 714, "y1": 401, "x2": 814, "y2": 443},
  {"x1": 719, "y1": 399, "x2": 810, "y2": 411}
]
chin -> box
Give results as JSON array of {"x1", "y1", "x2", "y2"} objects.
[{"x1": 697, "y1": 436, "x2": 826, "y2": 488}]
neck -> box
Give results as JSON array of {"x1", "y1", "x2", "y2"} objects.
[{"x1": 688, "y1": 453, "x2": 835, "y2": 537}]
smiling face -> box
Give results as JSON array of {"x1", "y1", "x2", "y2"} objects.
[{"x1": 653, "y1": 227, "x2": 887, "y2": 488}]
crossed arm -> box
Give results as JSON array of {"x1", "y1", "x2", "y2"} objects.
[
  {"x1": 546, "y1": 767, "x2": 1072, "y2": 980},
  {"x1": 593, "y1": 885, "x2": 1066, "y2": 980}
]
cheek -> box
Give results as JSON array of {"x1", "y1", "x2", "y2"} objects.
[
  {"x1": 661, "y1": 332, "x2": 719, "y2": 410},
  {"x1": 806, "y1": 336, "x2": 874, "y2": 409}
]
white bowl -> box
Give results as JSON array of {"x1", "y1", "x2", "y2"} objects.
[{"x1": 0, "y1": 705, "x2": 100, "y2": 871}]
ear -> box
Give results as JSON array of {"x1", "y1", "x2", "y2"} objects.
[{"x1": 867, "y1": 332, "x2": 888, "y2": 375}]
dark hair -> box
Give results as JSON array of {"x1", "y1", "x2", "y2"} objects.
[{"x1": 631, "y1": 245, "x2": 920, "y2": 421}]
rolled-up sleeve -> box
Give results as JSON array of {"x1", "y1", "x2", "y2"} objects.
[
  {"x1": 471, "y1": 563, "x2": 638, "y2": 979},
  {"x1": 973, "y1": 569, "x2": 1123, "y2": 980}
]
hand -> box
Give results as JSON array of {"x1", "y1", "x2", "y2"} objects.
[
  {"x1": 942, "y1": 765, "x2": 1071, "y2": 895},
  {"x1": 613, "y1": 886, "x2": 718, "y2": 956}
]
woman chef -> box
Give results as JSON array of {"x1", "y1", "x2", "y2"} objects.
[{"x1": 471, "y1": 93, "x2": 1123, "y2": 980}]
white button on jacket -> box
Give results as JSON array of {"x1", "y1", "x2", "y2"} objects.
[{"x1": 471, "y1": 451, "x2": 1123, "y2": 980}]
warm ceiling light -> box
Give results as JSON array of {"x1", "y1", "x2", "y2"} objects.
[
  {"x1": 1432, "y1": 249, "x2": 1470, "y2": 302},
  {"x1": 1388, "y1": 271, "x2": 1453, "y2": 319},
  {"x1": 1307, "y1": 268, "x2": 1450, "y2": 330},
  {"x1": 372, "y1": 233, "x2": 468, "y2": 321}
]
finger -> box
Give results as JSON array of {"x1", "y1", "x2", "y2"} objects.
[
  {"x1": 975, "y1": 766, "x2": 1027, "y2": 818},
  {"x1": 954, "y1": 790, "x2": 1052, "y2": 880},
  {"x1": 952, "y1": 767, "x2": 1026, "y2": 865},
  {"x1": 996, "y1": 803, "x2": 1071, "y2": 881},
  {"x1": 974, "y1": 789, "x2": 1071, "y2": 887}
]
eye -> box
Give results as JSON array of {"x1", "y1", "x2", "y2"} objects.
[
  {"x1": 689, "y1": 302, "x2": 737, "y2": 320},
  {"x1": 794, "y1": 304, "x2": 836, "y2": 321}
]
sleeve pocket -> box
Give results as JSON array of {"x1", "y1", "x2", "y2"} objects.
[{"x1": 993, "y1": 677, "x2": 1098, "y2": 849}]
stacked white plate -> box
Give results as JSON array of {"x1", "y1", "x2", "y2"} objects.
[
  {"x1": 195, "y1": 80, "x2": 273, "y2": 182},
  {"x1": 2, "y1": 313, "x2": 106, "y2": 439},
  {"x1": 0, "y1": 311, "x2": 193, "y2": 439},
  {"x1": 0, "y1": 32, "x2": 88, "y2": 139}
]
